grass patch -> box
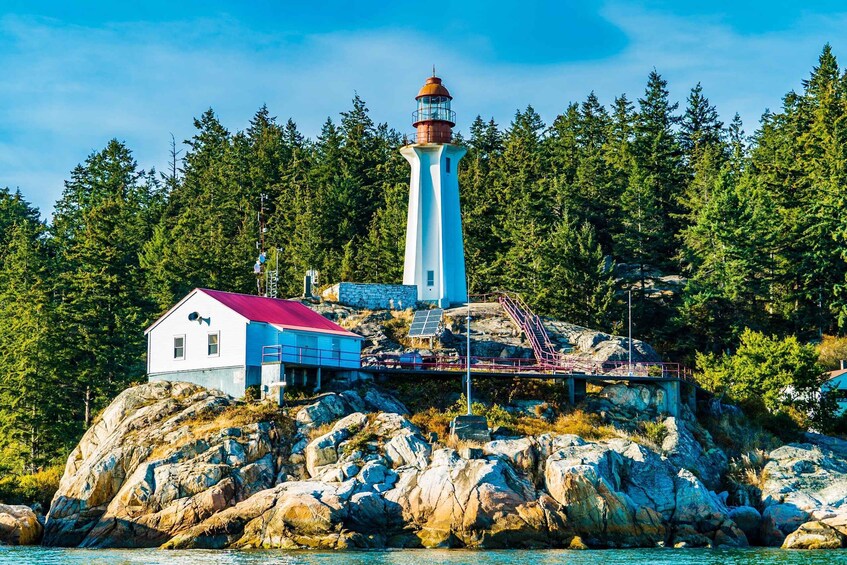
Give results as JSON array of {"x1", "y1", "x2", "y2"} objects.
[
  {"x1": 150, "y1": 400, "x2": 295, "y2": 460},
  {"x1": 511, "y1": 409, "x2": 618, "y2": 440}
]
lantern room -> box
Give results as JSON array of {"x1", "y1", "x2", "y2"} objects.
[{"x1": 412, "y1": 75, "x2": 456, "y2": 144}]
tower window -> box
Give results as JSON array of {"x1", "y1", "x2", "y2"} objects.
[
  {"x1": 427, "y1": 270, "x2": 435, "y2": 286},
  {"x1": 173, "y1": 335, "x2": 185, "y2": 360},
  {"x1": 446, "y1": 157, "x2": 451, "y2": 173}
]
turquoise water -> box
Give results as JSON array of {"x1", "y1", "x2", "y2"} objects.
[{"x1": 0, "y1": 548, "x2": 843, "y2": 565}]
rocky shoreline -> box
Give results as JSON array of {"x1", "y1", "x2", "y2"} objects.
[{"x1": 0, "y1": 380, "x2": 829, "y2": 550}]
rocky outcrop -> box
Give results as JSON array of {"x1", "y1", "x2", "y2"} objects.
[
  {"x1": 43, "y1": 381, "x2": 289, "y2": 548},
  {"x1": 758, "y1": 434, "x2": 847, "y2": 541},
  {"x1": 0, "y1": 504, "x2": 43, "y2": 545},
  {"x1": 53, "y1": 381, "x2": 847, "y2": 551}
]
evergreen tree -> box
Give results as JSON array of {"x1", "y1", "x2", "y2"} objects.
[
  {"x1": 535, "y1": 213, "x2": 616, "y2": 329},
  {"x1": 0, "y1": 222, "x2": 71, "y2": 472},
  {"x1": 53, "y1": 140, "x2": 154, "y2": 427}
]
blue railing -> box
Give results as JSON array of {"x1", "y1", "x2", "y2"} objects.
[{"x1": 261, "y1": 344, "x2": 361, "y2": 368}]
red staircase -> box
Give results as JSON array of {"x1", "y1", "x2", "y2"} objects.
[{"x1": 498, "y1": 292, "x2": 563, "y2": 369}]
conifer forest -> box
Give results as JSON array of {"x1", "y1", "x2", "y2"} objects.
[{"x1": 3, "y1": 46, "x2": 847, "y2": 473}]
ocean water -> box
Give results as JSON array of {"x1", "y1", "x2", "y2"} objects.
[{"x1": 0, "y1": 548, "x2": 843, "y2": 565}]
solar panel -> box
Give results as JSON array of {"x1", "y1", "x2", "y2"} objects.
[{"x1": 408, "y1": 308, "x2": 443, "y2": 338}]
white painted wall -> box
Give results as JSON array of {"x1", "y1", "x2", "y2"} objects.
[
  {"x1": 401, "y1": 143, "x2": 468, "y2": 307},
  {"x1": 147, "y1": 291, "x2": 248, "y2": 375}
]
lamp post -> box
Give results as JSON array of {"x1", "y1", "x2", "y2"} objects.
[
  {"x1": 628, "y1": 289, "x2": 633, "y2": 376},
  {"x1": 466, "y1": 280, "x2": 472, "y2": 415}
]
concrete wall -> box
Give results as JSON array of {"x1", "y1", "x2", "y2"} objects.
[
  {"x1": 323, "y1": 282, "x2": 418, "y2": 311},
  {"x1": 149, "y1": 366, "x2": 248, "y2": 399}
]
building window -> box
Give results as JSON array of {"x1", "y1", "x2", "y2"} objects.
[
  {"x1": 427, "y1": 270, "x2": 435, "y2": 286},
  {"x1": 331, "y1": 338, "x2": 341, "y2": 361},
  {"x1": 208, "y1": 332, "x2": 220, "y2": 356},
  {"x1": 446, "y1": 157, "x2": 451, "y2": 173},
  {"x1": 173, "y1": 336, "x2": 185, "y2": 360}
]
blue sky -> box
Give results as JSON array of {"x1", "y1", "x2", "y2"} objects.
[{"x1": 2, "y1": 1, "x2": 847, "y2": 215}]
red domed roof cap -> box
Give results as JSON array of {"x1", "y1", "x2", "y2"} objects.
[{"x1": 416, "y1": 76, "x2": 452, "y2": 99}]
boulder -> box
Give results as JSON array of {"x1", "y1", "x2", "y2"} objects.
[
  {"x1": 782, "y1": 520, "x2": 846, "y2": 549},
  {"x1": 165, "y1": 481, "x2": 360, "y2": 550},
  {"x1": 0, "y1": 504, "x2": 43, "y2": 545},
  {"x1": 762, "y1": 503, "x2": 811, "y2": 537},
  {"x1": 729, "y1": 506, "x2": 762, "y2": 544},
  {"x1": 672, "y1": 468, "x2": 746, "y2": 547},
  {"x1": 384, "y1": 432, "x2": 431, "y2": 470},
  {"x1": 295, "y1": 393, "x2": 350, "y2": 428},
  {"x1": 484, "y1": 437, "x2": 538, "y2": 476},
  {"x1": 305, "y1": 429, "x2": 351, "y2": 478},
  {"x1": 363, "y1": 389, "x2": 408, "y2": 415},
  {"x1": 388, "y1": 449, "x2": 555, "y2": 548},
  {"x1": 761, "y1": 439, "x2": 847, "y2": 520},
  {"x1": 544, "y1": 442, "x2": 664, "y2": 547}
]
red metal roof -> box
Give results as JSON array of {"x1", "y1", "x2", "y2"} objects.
[{"x1": 199, "y1": 289, "x2": 361, "y2": 338}]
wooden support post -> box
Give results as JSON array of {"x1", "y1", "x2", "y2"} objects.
[
  {"x1": 316, "y1": 367, "x2": 322, "y2": 393},
  {"x1": 567, "y1": 377, "x2": 575, "y2": 405}
]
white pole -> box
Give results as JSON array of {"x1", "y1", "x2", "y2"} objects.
[
  {"x1": 628, "y1": 289, "x2": 633, "y2": 376},
  {"x1": 466, "y1": 281, "x2": 472, "y2": 416}
]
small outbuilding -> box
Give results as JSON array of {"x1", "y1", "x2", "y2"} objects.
[{"x1": 145, "y1": 288, "x2": 363, "y2": 398}]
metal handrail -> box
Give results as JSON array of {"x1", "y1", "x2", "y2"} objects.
[
  {"x1": 364, "y1": 352, "x2": 692, "y2": 379},
  {"x1": 412, "y1": 108, "x2": 456, "y2": 124}
]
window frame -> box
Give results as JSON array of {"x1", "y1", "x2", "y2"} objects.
[
  {"x1": 173, "y1": 335, "x2": 186, "y2": 360},
  {"x1": 207, "y1": 331, "x2": 220, "y2": 357},
  {"x1": 446, "y1": 157, "x2": 451, "y2": 173},
  {"x1": 426, "y1": 270, "x2": 435, "y2": 287}
]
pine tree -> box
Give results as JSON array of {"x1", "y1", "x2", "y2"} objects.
[
  {"x1": 53, "y1": 140, "x2": 155, "y2": 427},
  {"x1": 0, "y1": 222, "x2": 71, "y2": 471},
  {"x1": 536, "y1": 213, "x2": 616, "y2": 329}
]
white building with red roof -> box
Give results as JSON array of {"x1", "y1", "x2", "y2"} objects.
[{"x1": 145, "y1": 288, "x2": 363, "y2": 398}]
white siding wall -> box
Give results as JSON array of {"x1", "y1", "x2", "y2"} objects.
[{"x1": 147, "y1": 291, "x2": 248, "y2": 375}]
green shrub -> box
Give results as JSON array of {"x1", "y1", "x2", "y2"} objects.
[
  {"x1": 0, "y1": 465, "x2": 63, "y2": 509},
  {"x1": 641, "y1": 421, "x2": 668, "y2": 446}
]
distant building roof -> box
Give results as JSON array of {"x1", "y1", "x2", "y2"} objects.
[
  {"x1": 199, "y1": 289, "x2": 362, "y2": 338},
  {"x1": 828, "y1": 368, "x2": 847, "y2": 382}
]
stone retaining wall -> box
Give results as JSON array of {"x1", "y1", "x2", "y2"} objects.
[{"x1": 322, "y1": 282, "x2": 417, "y2": 310}]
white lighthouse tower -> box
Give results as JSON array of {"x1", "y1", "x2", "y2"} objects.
[{"x1": 401, "y1": 73, "x2": 468, "y2": 307}]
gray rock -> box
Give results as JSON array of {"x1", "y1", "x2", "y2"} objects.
[
  {"x1": 782, "y1": 520, "x2": 845, "y2": 549},
  {"x1": 762, "y1": 503, "x2": 812, "y2": 536},
  {"x1": 0, "y1": 504, "x2": 43, "y2": 545},
  {"x1": 364, "y1": 389, "x2": 409, "y2": 415},
  {"x1": 661, "y1": 417, "x2": 727, "y2": 490},
  {"x1": 295, "y1": 393, "x2": 350, "y2": 428},
  {"x1": 305, "y1": 428, "x2": 351, "y2": 477},
  {"x1": 729, "y1": 506, "x2": 762, "y2": 543},
  {"x1": 384, "y1": 432, "x2": 431, "y2": 470}
]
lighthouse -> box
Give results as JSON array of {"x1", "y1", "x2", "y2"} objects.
[{"x1": 401, "y1": 73, "x2": 468, "y2": 307}]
